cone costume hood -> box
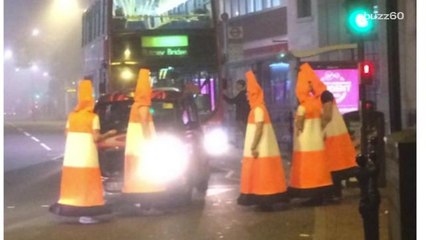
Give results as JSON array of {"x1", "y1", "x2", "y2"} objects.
[
  {"x1": 74, "y1": 80, "x2": 95, "y2": 112},
  {"x1": 245, "y1": 70, "x2": 265, "y2": 109},
  {"x1": 134, "y1": 68, "x2": 152, "y2": 106},
  {"x1": 296, "y1": 63, "x2": 327, "y2": 103}
]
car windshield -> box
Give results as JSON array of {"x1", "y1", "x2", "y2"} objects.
[{"x1": 95, "y1": 100, "x2": 183, "y2": 133}]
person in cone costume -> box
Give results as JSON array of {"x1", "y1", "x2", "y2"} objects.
[
  {"x1": 237, "y1": 70, "x2": 287, "y2": 210},
  {"x1": 122, "y1": 68, "x2": 166, "y2": 205},
  {"x1": 49, "y1": 80, "x2": 116, "y2": 224},
  {"x1": 288, "y1": 64, "x2": 334, "y2": 205},
  {"x1": 300, "y1": 63, "x2": 358, "y2": 200}
]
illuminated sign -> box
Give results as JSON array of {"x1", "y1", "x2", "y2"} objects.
[
  {"x1": 141, "y1": 35, "x2": 189, "y2": 57},
  {"x1": 142, "y1": 36, "x2": 188, "y2": 47},
  {"x1": 313, "y1": 69, "x2": 359, "y2": 114},
  {"x1": 142, "y1": 48, "x2": 188, "y2": 56}
]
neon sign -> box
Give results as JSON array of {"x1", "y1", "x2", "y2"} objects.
[{"x1": 313, "y1": 69, "x2": 359, "y2": 114}]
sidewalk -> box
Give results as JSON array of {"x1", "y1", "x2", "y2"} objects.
[{"x1": 311, "y1": 188, "x2": 389, "y2": 240}]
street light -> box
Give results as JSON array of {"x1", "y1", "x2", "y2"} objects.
[
  {"x1": 31, "y1": 64, "x2": 39, "y2": 71},
  {"x1": 32, "y1": 28, "x2": 40, "y2": 37},
  {"x1": 4, "y1": 49, "x2": 13, "y2": 60}
]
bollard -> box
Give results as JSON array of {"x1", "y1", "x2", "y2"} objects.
[{"x1": 356, "y1": 137, "x2": 381, "y2": 240}]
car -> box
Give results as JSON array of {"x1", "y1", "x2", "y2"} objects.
[{"x1": 94, "y1": 87, "x2": 209, "y2": 206}]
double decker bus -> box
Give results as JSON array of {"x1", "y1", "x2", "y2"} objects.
[{"x1": 82, "y1": 0, "x2": 222, "y2": 123}]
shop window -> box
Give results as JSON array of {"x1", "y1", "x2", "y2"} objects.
[
  {"x1": 269, "y1": 62, "x2": 290, "y2": 104},
  {"x1": 297, "y1": 0, "x2": 311, "y2": 18}
]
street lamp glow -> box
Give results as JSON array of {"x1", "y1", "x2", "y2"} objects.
[
  {"x1": 31, "y1": 64, "x2": 39, "y2": 71},
  {"x1": 4, "y1": 49, "x2": 13, "y2": 60},
  {"x1": 43, "y1": 72, "x2": 49, "y2": 77},
  {"x1": 15, "y1": 68, "x2": 20, "y2": 72},
  {"x1": 32, "y1": 28, "x2": 40, "y2": 36}
]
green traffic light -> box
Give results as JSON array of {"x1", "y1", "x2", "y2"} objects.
[{"x1": 347, "y1": 8, "x2": 374, "y2": 34}]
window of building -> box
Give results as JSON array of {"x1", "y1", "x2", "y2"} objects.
[
  {"x1": 254, "y1": 0, "x2": 263, "y2": 11},
  {"x1": 231, "y1": 0, "x2": 239, "y2": 17},
  {"x1": 263, "y1": 0, "x2": 271, "y2": 8},
  {"x1": 247, "y1": 0, "x2": 254, "y2": 13},
  {"x1": 224, "y1": 0, "x2": 231, "y2": 15},
  {"x1": 297, "y1": 0, "x2": 311, "y2": 18},
  {"x1": 272, "y1": 0, "x2": 284, "y2": 7},
  {"x1": 239, "y1": 0, "x2": 247, "y2": 15}
]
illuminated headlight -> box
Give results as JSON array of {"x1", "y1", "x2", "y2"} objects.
[
  {"x1": 120, "y1": 68, "x2": 134, "y2": 81},
  {"x1": 139, "y1": 134, "x2": 189, "y2": 183},
  {"x1": 203, "y1": 128, "x2": 229, "y2": 156}
]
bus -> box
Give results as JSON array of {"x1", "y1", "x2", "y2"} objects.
[{"x1": 82, "y1": 0, "x2": 227, "y2": 154}]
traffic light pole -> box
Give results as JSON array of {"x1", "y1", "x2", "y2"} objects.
[{"x1": 357, "y1": 39, "x2": 380, "y2": 240}]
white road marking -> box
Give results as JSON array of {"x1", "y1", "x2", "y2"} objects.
[
  {"x1": 14, "y1": 126, "x2": 55, "y2": 153},
  {"x1": 6, "y1": 206, "x2": 15, "y2": 209},
  {"x1": 225, "y1": 170, "x2": 234, "y2": 178},
  {"x1": 40, "y1": 143, "x2": 52, "y2": 151},
  {"x1": 41, "y1": 205, "x2": 50, "y2": 208}
]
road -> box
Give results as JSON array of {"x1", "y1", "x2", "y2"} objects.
[{"x1": 4, "y1": 121, "x2": 389, "y2": 240}]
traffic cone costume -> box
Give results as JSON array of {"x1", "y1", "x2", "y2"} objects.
[
  {"x1": 50, "y1": 80, "x2": 110, "y2": 217},
  {"x1": 288, "y1": 64, "x2": 333, "y2": 197},
  {"x1": 122, "y1": 69, "x2": 165, "y2": 195},
  {"x1": 237, "y1": 70, "x2": 287, "y2": 206},
  {"x1": 302, "y1": 63, "x2": 357, "y2": 178}
]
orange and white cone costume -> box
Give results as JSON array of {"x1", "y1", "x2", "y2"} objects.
[
  {"x1": 288, "y1": 64, "x2": 333, "y2": 197},
  {"x1": 122, "y1": 69, "x2": 165, "y2": 196},
  {"x1": 303, "y1": 63, "x2": 357, "y2": 178},
  {"x1": 50, "y1": 80, "x2": 110, "y2": 217},
  {"x1": 237, "y1": 70, "x2": 287, "y2": 206}
]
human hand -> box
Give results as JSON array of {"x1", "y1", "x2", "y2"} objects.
[
  {"x1": 251, "y1": 149, "x2": 259, "y2": 159},
  {"x1": 108, "y1": 129, "x2": 118, "y2": 135}
]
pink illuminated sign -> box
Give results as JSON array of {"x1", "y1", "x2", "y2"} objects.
[{"x1": 313, "y1": 69, "x2": 359, "y2": 114}]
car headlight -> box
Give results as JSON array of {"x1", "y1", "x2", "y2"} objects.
[
  {"x1": 138, "y1": 134, "x2": 189, "y2": 183},
  {"x1": 203, "y1": 127, "x2": 229, "y2": 156}
]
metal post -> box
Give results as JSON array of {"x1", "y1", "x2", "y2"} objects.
[
  {"x1": 357, "y1": 40, "x2": 380, "y2": 240},
  {"x1": 387, "y1": 0, "x2": 402, "y2": 131}
]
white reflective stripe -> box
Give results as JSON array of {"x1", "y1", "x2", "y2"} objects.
[
  {"x1": 324, "y1": 105, "x2": 349, "y2": 137},
  {"x1": 124, "y1": 122, "x2": 155, "y2": 156},
  {"x1": 93, "y1": 115, "x2": 100, "y2": 130},
  {"x1": 63, "y1": 132, "x2": 99, "y2": 168},
  {"x1": 293, "y1": 118, "x2": 325, "y2": 151},
  {"x1": 243, "y1": 123, "x2": 281, "y2": 157},
  {"x1": 254, "y1": 107, "x2": 264, "y2": 123}
]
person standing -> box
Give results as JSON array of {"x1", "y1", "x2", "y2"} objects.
[
  {"x1": 122, "y1": 69, "x2": 165, "y2": 204},
  {"x1": 223, "y1": 79, "x2": 250, "y2": 134},
  {"x1": 237, "y1": 70, "x2": 287, "y2": 210},
  {"x1": 302, "y1": 63, "x2": 358, "y2": 200},
  {"x1": 49, "y1": 80, "x2": 116, "y2": 224},
  {"x1": 288, "y1": 64, "x2": 334, "y2": 206}
]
